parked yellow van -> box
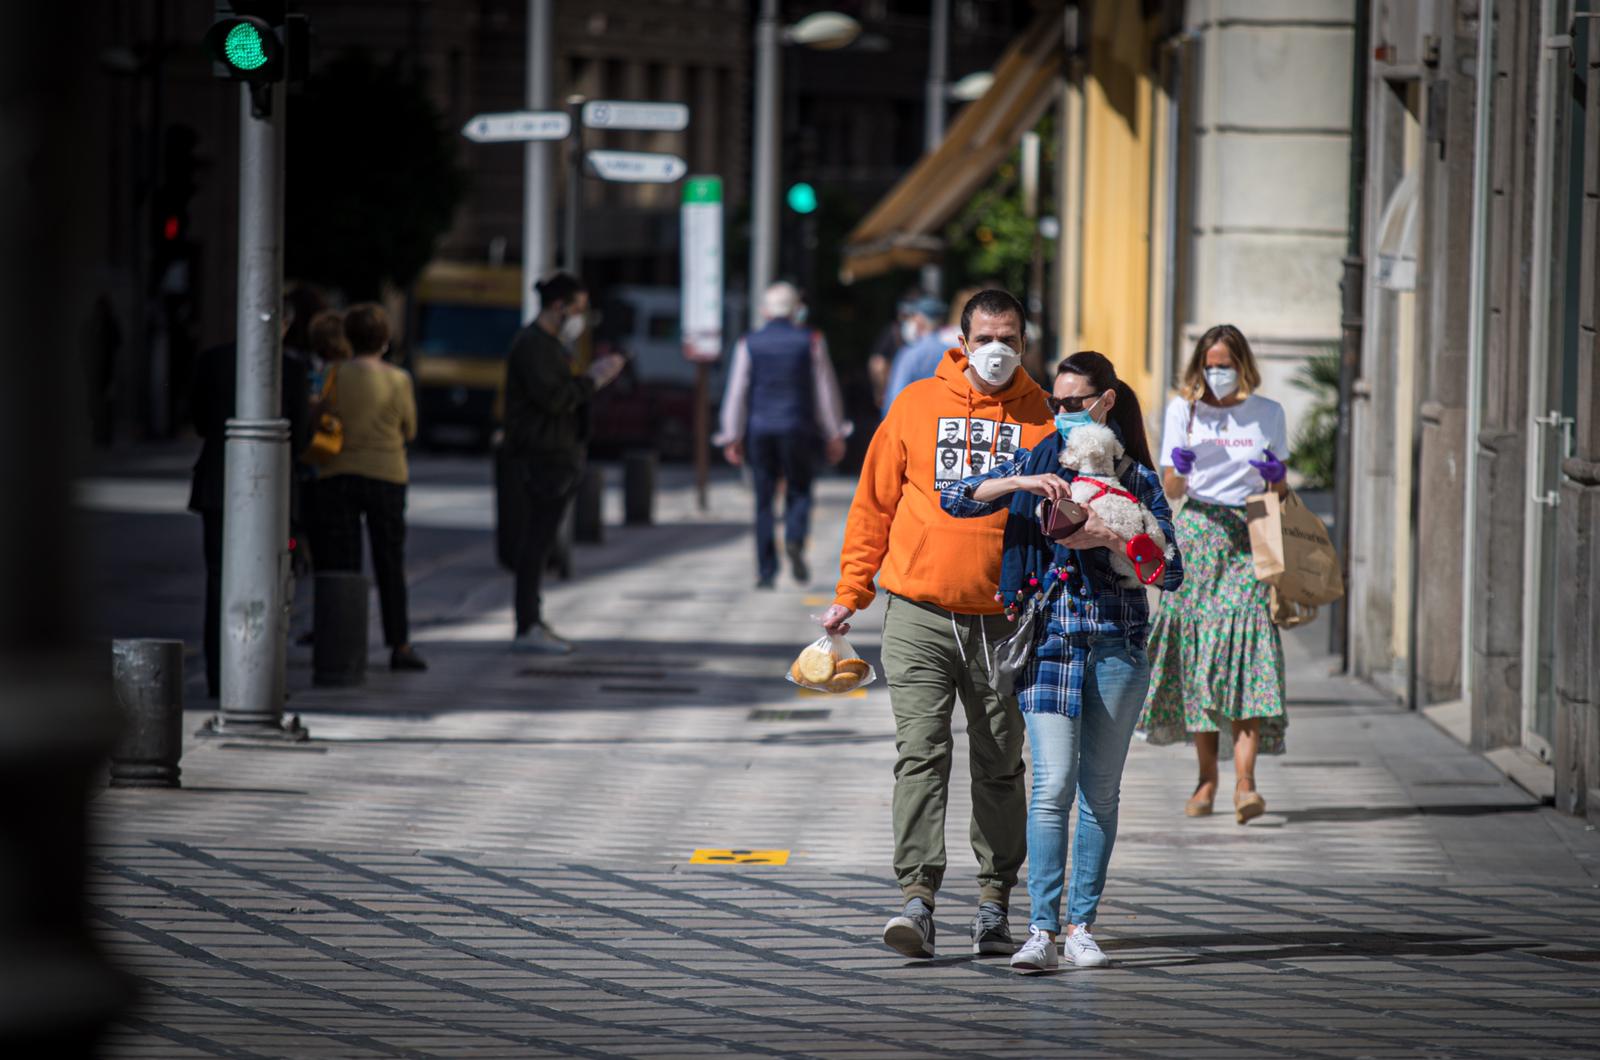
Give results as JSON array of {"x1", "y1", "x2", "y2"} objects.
[{"x1": 409, "y1": 262, "x2": 524, "y2": 447}]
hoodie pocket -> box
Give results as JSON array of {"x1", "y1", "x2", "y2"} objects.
[{"x1": 888, "y1": 519, "x2": 930, "y2": 576}]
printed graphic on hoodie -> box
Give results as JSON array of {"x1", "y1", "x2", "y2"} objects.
[{"x1": 934, "y1": 417, "x2": 1021, "y2": 483}]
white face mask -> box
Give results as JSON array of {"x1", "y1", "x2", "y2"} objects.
[
  {"x1": 900, "y1": 319, "x2": 922, "y2": 345},
  {"x1": 1204, "y1": 367, "x2": 1239, "y2": 399},
  {"x1": 559, "y1": 313, "x2": 586, "y2": 346},
  {"x1": 967, "y1": 340, "x2": 1021, "y2": 387}
]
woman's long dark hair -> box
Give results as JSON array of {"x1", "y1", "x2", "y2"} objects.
[{"x1": 1056, "y1": 351, "x2": 1154, "y2": 470}]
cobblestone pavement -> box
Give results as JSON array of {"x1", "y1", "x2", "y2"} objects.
[{"x1": 87, "y1": 457, "x2": 1600, "y2": 1057}]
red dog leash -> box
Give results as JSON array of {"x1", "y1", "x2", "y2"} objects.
[{"x1": 1075, "y1": 477, "x2": 1166, "y2": 585}]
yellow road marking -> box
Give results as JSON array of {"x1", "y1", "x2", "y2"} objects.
[
  {"x1": 803, "y1": 595, "x2": 831, "y2": 607},
  {"x1": 689, "y1": 849, "x2": 790, "y2": 866}
]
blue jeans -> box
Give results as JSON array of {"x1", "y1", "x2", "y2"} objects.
[{"x1": 1023, "y1": 636, "x2": 1150, "y2": 932}]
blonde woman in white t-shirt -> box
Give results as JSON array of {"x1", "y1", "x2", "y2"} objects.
[{"x1": 1138, "y1": 325, "x2": 1289, "y2": 824}]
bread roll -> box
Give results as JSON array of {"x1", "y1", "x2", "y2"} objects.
[
  {"x1": 834, "y1": 658, "x2": 870, "y2": 680},
  {"x1": 796, "y1": 645, "x2": 836, "y2": 684},
  {"x1": 789, "y1": 660, "x2": 806, "y2": 683},
  {"x1": 824, "y1": 671, "x2": 862, "y2": 694}
]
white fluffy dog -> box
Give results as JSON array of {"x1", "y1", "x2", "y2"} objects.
[{"x1": 1058, "y1": 423, "x2": 1168, "y2": 588}]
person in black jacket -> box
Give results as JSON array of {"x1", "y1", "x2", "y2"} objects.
[
  {"x1": 187, "y1": 315, "x2": 310, "y2": 699},
  {"x1": 503, "y1": 272, "x2": 623, "y2": 654}
]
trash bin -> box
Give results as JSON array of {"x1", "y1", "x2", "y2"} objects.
[
  {"x1": 624, "y1": 450, "x2": 657, "y2": 526},
  {"x1": 110, "y1": 639, "x2": 184, "y2": 788}
]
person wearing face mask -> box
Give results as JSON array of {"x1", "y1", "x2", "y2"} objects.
[
  {"x1": 881, "y1": 293, "x2": 954, "y2": 413},
  {"x1": 941, "y1": 351, "x2": 1184, "y2": 972},
  {"x1": 1140, "y1": 323, "x2": 1290, "y2": 824},
  {"x1": 820, "y1": 289, "x2": 1053, "y2": 961},
  {"x1": 714, "y1": 281, "x2": 850, "y2": 588},
  {"x1": 502, "y1": 272, "x2": 626, "y2": 654}
]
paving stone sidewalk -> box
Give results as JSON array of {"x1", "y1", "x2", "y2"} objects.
[{"x1": 89, "y1": 466, "x2": 1600, "y2": 1058}]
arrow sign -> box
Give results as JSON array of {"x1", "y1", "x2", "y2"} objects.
[
  {"x1": 586, "y1": 150, "x2": 688, "y2": 184},
  {"x1": 582, "y1": 100, "x2": 690, "y2": 132},
  {"x1": 461, "y1": 110, "x2": 572, "y2": 143}
]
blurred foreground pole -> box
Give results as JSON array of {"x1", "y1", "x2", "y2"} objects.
[
  {"x1": 216, "y1": 81, "x2": 303, "y2": 739},
  {"x1": 0, "y1": 1, "x2": 131, "y2": 1051},
  {"x1": 522, "y1": 0, "x2": 555, "y2": 321}
]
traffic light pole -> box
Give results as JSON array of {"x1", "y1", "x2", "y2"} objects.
[
  {"x1": 749, "y1": 0, "x2": 780, "y2": 321},
  {"x1": 215, "y1": 79, "x2": 303, "y2": 739}
]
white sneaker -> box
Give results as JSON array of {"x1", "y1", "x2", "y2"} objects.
[
  {"x1": 1063, "y1": 924, "x2": 1110, "y2": 967},
  {"x1": 511, "y1": 624, "x2": 574, "y2": 655},
  {"x1": 1009, "y1": 925, "x2": 1058, "y2": 974}
]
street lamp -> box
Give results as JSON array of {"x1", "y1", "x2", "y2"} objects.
[{"x1": 749, "y1": 2, "x2": 861, "y2": 319}]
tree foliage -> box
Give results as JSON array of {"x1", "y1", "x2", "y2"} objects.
[
  {"x1": 941, "y1": 116, "x2": 1055, "y2": 296},
  {"x1": 1287, "y1": 349, "x2": 1341, "y2": 489},
  {"x1": 286, "y1": 50, "x2": 465, "y2": 300}
]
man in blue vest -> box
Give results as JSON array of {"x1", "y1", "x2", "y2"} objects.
[{"x1": 716, "y1": 282, "x2": 850, "y2": 588}]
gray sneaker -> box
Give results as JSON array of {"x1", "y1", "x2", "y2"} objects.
[
  {"x1": 970, "y1": 901, "x2": 1013, "y2": 956},
  {"x1": 512, "y1": 623, "x2": 575, "y2": 655},
  {"x1": 882, "y1": 898, "x2": 935, "y2": 959}
]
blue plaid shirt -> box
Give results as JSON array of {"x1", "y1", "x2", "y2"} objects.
[{"x1": 940, "y1": 448, "x2": 1184, "y2": 716}]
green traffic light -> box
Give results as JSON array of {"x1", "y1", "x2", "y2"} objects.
[
  {"x1": 223, "y1": 22, "x2": 269, "y2": 71},
  {"x1": 787, "y1": 182, "x2": 818, "y2": 214}
]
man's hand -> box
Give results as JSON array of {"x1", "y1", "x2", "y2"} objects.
[
  {"x1": 1059, "y1": 506, "x2": 1124, "y2": 551},
  {"x1": 820, "y1": 604, "x2": 854, "y2": 636},
  {"x1": 723, "y1": 441, "x2": 744, "y2": 467},
  {"x1": 1015, "y1": 473, "x2": 1072, "y2": 503},
  {"x1": 586, "y1": 353, "x2": 626, "y2": 389},
  {"x1": 825, "y1": 436, "x2": 846, "y2": 465}
]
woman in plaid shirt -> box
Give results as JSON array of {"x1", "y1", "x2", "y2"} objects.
[{"x1": 941, "y1": 351, "x2": 1183, "y2": 973}]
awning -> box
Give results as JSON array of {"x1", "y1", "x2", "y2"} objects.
[{"x1": 839, "y1": 4, "x2": 1066, "y2": 284}]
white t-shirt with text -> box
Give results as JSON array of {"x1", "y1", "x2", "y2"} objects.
[{"x1": 1158, "y1": 394, "x2": 1289, "y2": 508}]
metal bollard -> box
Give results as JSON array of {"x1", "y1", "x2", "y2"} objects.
[
  {"x1": 623, "y1": 450, "x2": 657, "y2": 526},
  {"x1": 574, "y1": 464, "x2": 605, "y2": 543},
  {"x1": 313, "y1": 571, "x2": 369, "y2": 687},
  {"x1": 110, "y1": 639, "x2": 184, "y2": 788}
]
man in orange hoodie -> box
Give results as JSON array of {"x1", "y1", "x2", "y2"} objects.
[{"x1": 821, "y1": 290, "x2": 1053, "y2": 959}]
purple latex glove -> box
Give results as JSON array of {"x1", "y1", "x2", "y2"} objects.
[
  {"x1": 1248, "y1": 449, "x2": 1287, "y2": 483},
  {"x1": 1170, "y1": 447, "x2": 1197, "y2": 475}
]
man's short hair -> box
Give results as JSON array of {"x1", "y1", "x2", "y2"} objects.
[{"x1": 959, "y1": 289, "x2": 1027, "y2": 339}]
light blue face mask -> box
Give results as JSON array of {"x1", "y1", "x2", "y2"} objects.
[
  {"x1": 1053, "y1": 392, "x2": 1105, "y2": 439},
  {"x1": 1054, "y1": 410, "x2": 1094, "y2": 438}
]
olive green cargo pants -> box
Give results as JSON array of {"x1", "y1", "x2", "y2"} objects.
[{"x1": 879, "y1": 592, "x2": 1027, "y2": 908}]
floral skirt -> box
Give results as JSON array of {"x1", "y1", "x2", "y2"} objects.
[{"x1": 1140, "y1": 500, "x2": 1287, "y2": 755}]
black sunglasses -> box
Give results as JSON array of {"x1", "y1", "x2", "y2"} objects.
[{"x1": 1047, "y1": 393, "x2": 1103, "y2": 414}]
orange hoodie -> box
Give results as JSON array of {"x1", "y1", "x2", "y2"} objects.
[{"x1": 835, "y1": 347, "x2": 1053, "y2": 615}]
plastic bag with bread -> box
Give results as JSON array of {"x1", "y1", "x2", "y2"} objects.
[{"x1": 786, "y1": 630, "x2": 877, "y2": 694}]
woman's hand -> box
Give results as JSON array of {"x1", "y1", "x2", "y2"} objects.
[
  {"x1": 1058, "y1": 506, "x2": 1125, "y2": 551},
  {"x1": 972, "y1": 473, "x2": 1069, "y2": 505},
  {"x1": 1014, "y1": 474, "x2": 1073, "y2": 503}
]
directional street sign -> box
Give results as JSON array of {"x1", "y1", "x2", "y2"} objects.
[
  {"x1": 461, "y1": 110, "x2": 572, "y2": 143},
  {"x1": 582, "y1": 100, "x2": 690, "y2": 132},
  {"x1": 586, "y1": 150, "x2": 688, "y2": 184},
  {"x1": 681, "y1": 176, "x2": 723, "y2": 364}
]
